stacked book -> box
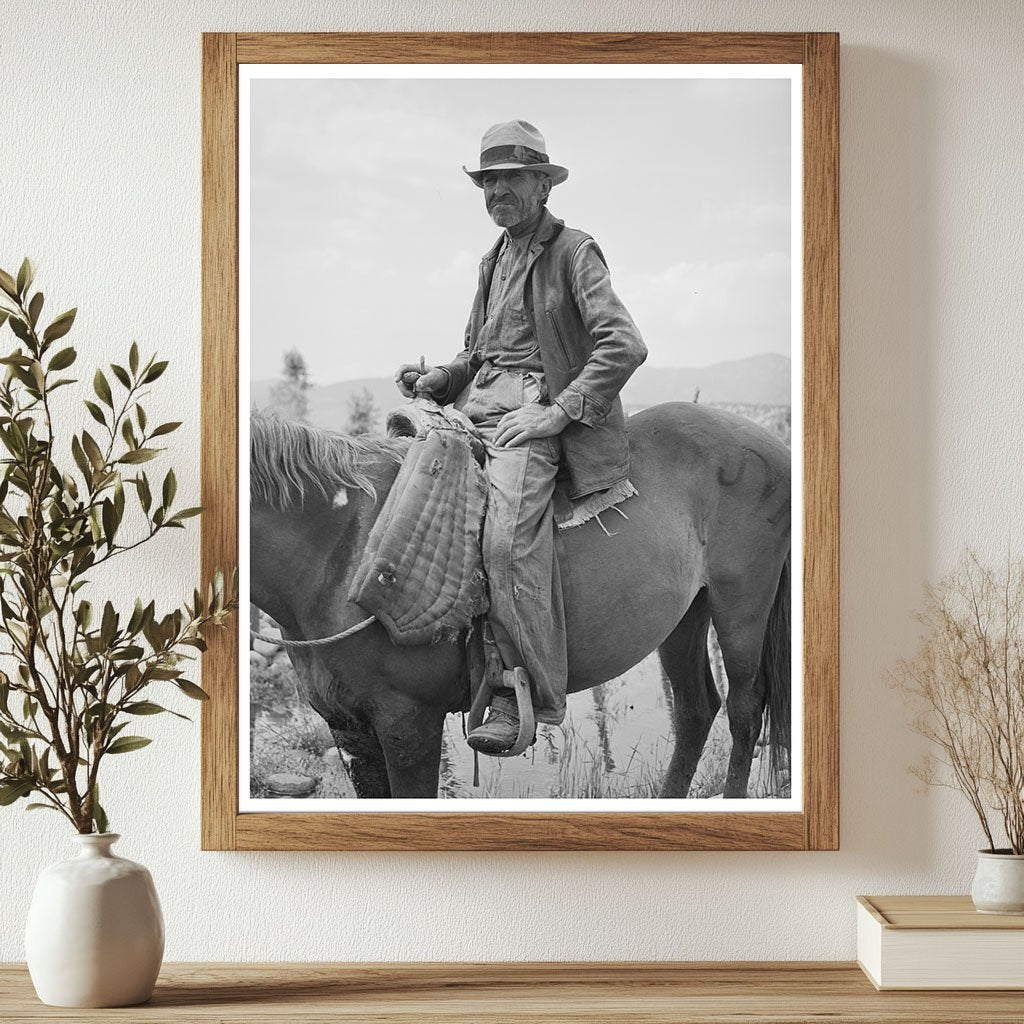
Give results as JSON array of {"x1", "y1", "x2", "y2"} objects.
[{"x1": 857, "y1": 895, "x2": 1024, "y2": 990}]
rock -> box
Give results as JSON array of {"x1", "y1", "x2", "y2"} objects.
[
  {"x1": 266, "y1": 773, "x2": 318, "y2": 798},
  {"x1": 322, "y1": 748, "x2": 342, "y2": 766},
  {"x1": 249, "y1": 651, "x2": 267, "y2": 669}
]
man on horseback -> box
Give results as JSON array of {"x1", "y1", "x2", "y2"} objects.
[{"x1": 394, "y1": 120, "x2": 647, "y2": 754}]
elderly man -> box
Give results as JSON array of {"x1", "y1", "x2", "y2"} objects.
[{"x1": 395, "y1": 120, "x2": 647, "y2": 754}]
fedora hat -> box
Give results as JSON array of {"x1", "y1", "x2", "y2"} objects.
[{"x1": 463, "y1": 120, "x2": 569, "y2": 187}]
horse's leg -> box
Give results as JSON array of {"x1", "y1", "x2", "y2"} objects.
[
  {"x1": 327, "y1": 713, "x2": 391, "y2": 799},
  {"x1": 658, "y1": 588, "x2": 721, "y2": 798},
  {"x1": 372, "y1": 695, "x2": 446, "y2": 799},
  {"x1": 711, "y1": 578, "x2": 778, "y2": 798}
]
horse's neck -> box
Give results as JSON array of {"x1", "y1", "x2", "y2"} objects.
[{"x1": 250, "y1": 473, "x2": 393, "y2": 636}]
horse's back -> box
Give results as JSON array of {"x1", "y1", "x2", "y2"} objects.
[{"x1": 560, "y1": 401, "x2": 790, "y2": 691}]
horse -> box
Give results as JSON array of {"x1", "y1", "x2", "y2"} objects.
[{"x1": 249, "y1": 401, "x2": 792, "y2": 800}]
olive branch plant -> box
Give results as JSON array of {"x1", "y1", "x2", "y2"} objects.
[
  {"x1": 0, "y1": 259, "x2": 236, "y2": 834},
  {"x1": 894, "y1": 551, "x2": 1024, "y2": 854}
]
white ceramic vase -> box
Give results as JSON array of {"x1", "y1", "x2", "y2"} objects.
[
  {"x1": 25, "y1": 833, "x2": 164, "y2": 1007},
  {"x1": 971, "y1": 849, "x2": 1024, "y2": 915}
]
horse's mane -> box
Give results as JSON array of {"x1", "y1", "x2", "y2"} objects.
[{"x1": 250, "y1": 410, "x2": 409, "y2": 509}]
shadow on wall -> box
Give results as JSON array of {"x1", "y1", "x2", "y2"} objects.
[{"x1": 839, "y1": 47, "x2": 936, "y2": 868}]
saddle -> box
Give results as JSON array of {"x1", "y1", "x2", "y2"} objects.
[
  {"x1": 347, "y1": 399, "x2": 490, "y2": 647},
  {"x1": 349, "y1": 398, "x2": 537, "y2": 760}
]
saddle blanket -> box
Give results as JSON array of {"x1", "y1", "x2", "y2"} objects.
[{"x1": 348, "y1": 409, "x2": 490, "y2": 646}]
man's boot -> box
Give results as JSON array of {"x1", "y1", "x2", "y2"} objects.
[{"x1": 466, "y1": 689, "x2": 523, "y2": 754}]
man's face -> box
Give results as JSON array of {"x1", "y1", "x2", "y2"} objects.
[{"x1": 482, "y1": 169, "x2": 551, "y2": 229}]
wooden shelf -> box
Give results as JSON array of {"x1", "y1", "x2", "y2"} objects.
[{"x1": 3, "y1": 962, "x2": 1024, "y2": 1022}]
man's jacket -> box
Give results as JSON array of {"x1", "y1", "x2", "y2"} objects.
[{"x1": 434, "y1": 209, "x2": 648, "y2": 500}]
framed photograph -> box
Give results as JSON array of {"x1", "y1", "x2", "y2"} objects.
[{"x1": 201, "y1": 32, "x2": 838, "y2": 851}]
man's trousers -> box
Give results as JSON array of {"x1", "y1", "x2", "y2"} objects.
[{"x1": 455, "y1": 364, "x2": 567, "y2": 725}]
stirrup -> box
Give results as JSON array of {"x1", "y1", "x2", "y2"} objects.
[{"x1": 466, "y1": 666, "x2": 536, "y2": 758}]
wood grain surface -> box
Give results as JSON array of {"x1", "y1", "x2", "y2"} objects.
[
  {"x1": 801, "y1": 32, "x2": 841, "y2": 852},
  {"x1": 201, "y1": 32, "x2": 841, "y2": 851},
  {"x1": 200, "y1": 32, "x2": 239, "y2": 853},
  {"x1": 235, "y1": 32, "x2": 808, "y2": 64},
  {"x1": 862, "y1": 895, "x2": 1024, "y2": 930},
  {"x1": 3, "y1": 962, "x2": 1023, "y2": 1023}
]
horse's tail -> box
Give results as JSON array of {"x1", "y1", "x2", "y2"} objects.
[{"x1": 760, "y1": 553, "x2": 791, "y2": 792}]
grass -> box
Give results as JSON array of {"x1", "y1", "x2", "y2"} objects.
[
  {"x1": 247, "y1": 650, "x2": 791, "y2": 800},
  {"x1": 249, "y1": 653, "x2": 354, "y2": 799}
]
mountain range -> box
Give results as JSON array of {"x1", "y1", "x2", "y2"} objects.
[{"x1": 250, "y1": 353, "x2": 791, "y2": 432}]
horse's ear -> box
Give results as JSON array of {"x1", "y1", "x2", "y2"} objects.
[{"x1": 386, "y1": 408, "x2": 419, "y2": 438}]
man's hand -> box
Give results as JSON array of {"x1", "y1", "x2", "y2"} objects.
[
  {"x1": 394, "y1": 363, "x2": 447, "y2": 400},
  {"x1": 494, "y1": 403, "x2": 571, "y2": 448}
]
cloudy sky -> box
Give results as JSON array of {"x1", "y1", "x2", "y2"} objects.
[{"x1": 247, "y1": 73, "x2": 793, "y2": 385}]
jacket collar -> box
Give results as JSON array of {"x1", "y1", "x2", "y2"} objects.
[{"x1": 482, "y1": 208, "x2": 564, "y2": 262}]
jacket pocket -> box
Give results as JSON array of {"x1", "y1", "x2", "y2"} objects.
[{"x1": 546, "y1": 310, "x2": 577, "y2": 370}]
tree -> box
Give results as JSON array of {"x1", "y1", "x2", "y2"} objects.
[
  {"x1": 269, "y1": 348, "x2": 311, "y2": 423},
  {"x1": 346, "y1": 387, "x2": 379, "y2": 436}
]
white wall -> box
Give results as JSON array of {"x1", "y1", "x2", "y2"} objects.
[{"x1": 2, "y1": 0, "x2": 1022, "y2": 962}]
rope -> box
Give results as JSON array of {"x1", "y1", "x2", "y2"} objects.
[{"x1": 249, "y1": 615, "x2": 375, "y2": 649}]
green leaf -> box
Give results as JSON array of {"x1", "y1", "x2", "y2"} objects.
[
  {"x1": 27, "y1": 292, "x2": 43, "y2": 328},
  {"x1": 48, "y1": 346, "x2": 77, "y2": 371},
  {"x1": 76, "y1": 599, "x2": 93, "y2": 631},
  {"x1": 101, "y1": 498, "x2": 117, "y2": 546},
  {"x1": 126, "y1": 598, "x2": 146, "y2": 635},
  {"x1": 0, "y1": 722, "x2": 27, "y2": 742},
  {"x1": 175, "y1": 679, "x2": 210, "y2": 701},
  {"x1": 16, "y1": 258, "x2": 34, "y2": 298},
  {"x1": 88, "y1": 507, "x2": 102, "y2": 544},
  {"x1": 124, "y1": 700, "x2": 184, "y2": 718},
  {"x1": 0, "y1": 352, "x2": 33, "y2": 366},
  {"x1": 129, "y1": 342, "x2": 139, "y2": 375},
  {"x1": 26, "y1": 802, "x2": 61, "y2": 813},
  {"x1": 91, "y1": 785, "x2": 108, "y2": 834},
  {"x1": 118, "y1": 448, "x2": 157, "y2": 465},
  {"x1": 8, "y1": 316, "x2": 31, "y2": 344},
  {"x1": 100, "y1": 601, "x2": 117, "y2": 647},
  {"x1": 150, "y1": 421, "x2": 182, "y2": 438},
  {"x1": 136, "y1": 473, "x2": 152, "y2": 513},
  {"x1": 110, "y1": 644, "x2": 144, "y2": 661},
  {"x1": 81, "y1": 431, "x2": 105, "y2": 472},
  {"x1": 136, "y1": 404, "x2": 147, "y2": 432},
  {"x1": 0, "y1": 779, "x2": 33, "y2": 805},
  {"x1": 71, "y1": 435, "x2": 92, "y2": 481},
  {"x1": 142, "y1": 360, "x2": 168, "y2": 384},
  {"x1": 93, "y1": 369, "x2": 113, "y2": 408},
  {"x1": 61, "y1": 471, "x2": 78, "y2": 503},
  {"x1": 105, "y1": 735, "x2": 152, "y2": 755},
  {"x1": 162, "y1": 468, "x2": 176, "y2": 508},
  {"x1": 0, "y1": 310, "x2": 9, "y2": 331},
  {"x1": 113, "y1": 475, "x2": 125, "y2": 521},
  {"x1": 168, "y1": 507, "x2": 202, "y2": 524},
  {"x1": 42, "y1": 308, "x2": 76, "y2": 344},
  {"x1": 0, "y1": 428, "x2": 20, "y2": 460},
  {"x1": 83, "y1": 400, "x2": 106, "y2": 427},
  {"x1": 110, "y1": 363, "x2": 131, "y2": 389},
  {"x1": 0, "y1": 269, "x2": 18, "y2": 300},
  {"x1": 121, "y1": 418, "x2": 137, "y2": 449}
]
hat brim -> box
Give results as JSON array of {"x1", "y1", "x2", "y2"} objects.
[{"x1": 463, "y1": 162, "x2": 569, "y2": 188}]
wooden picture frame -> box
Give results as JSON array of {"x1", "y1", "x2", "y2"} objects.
[{"x1": 201, "y1": 32, "x2": 838, "y2": 851}]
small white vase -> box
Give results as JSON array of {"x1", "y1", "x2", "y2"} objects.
[
  {"x1": 971, "y1": 849, "x2": 1024, "y2": 915},
  {"x1": 25, "y1": 833, "x2": 164, "y2": 1007}
]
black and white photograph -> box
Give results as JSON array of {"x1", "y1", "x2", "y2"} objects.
[{"x1": 241, "y1": 66, "x2": 801, "y2": 810}]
